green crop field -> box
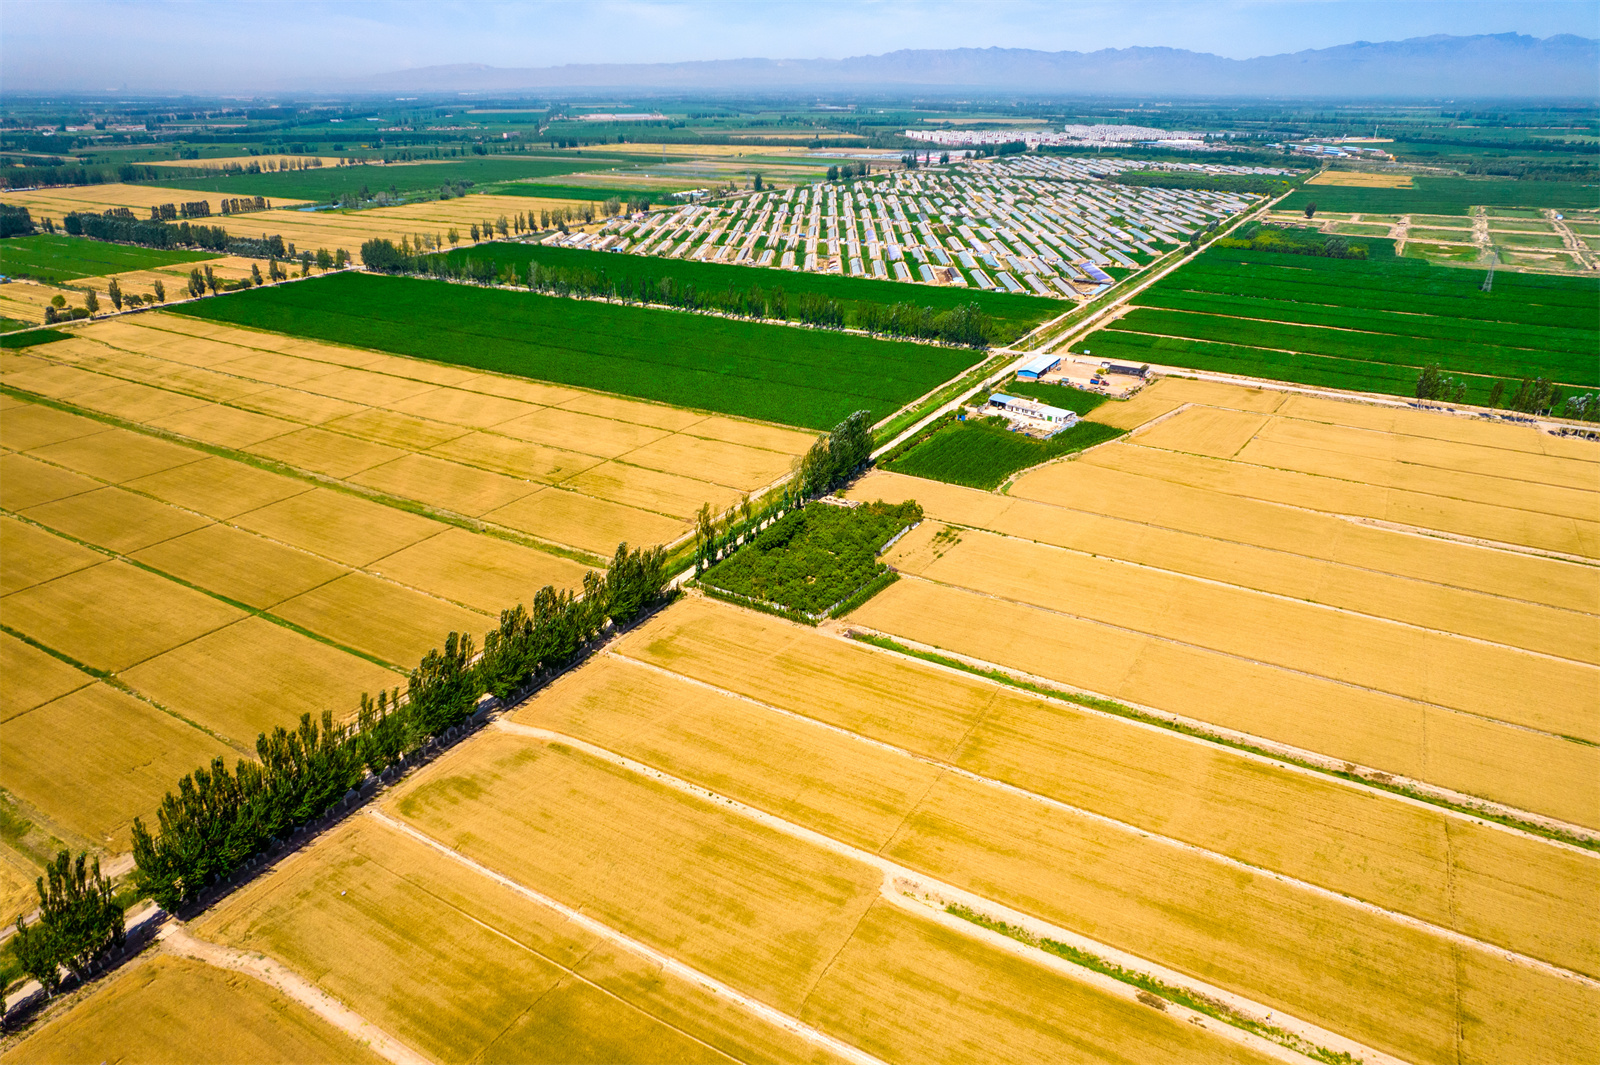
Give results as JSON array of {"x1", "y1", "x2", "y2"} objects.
[
  {"x1": 1082, "y1": 244, "x2": 1600, "y2": 402},
  {"x1": 700, "y1": 500, "x2": 921, "y2": 618},
  {"x1": 169, "y1": 271, "x2": 983, "y2": 430},
  {"x1": 999, "y1": 378, "x2": 1109, "y2": 415},
  {"x1": 436, "y1": 241, "x2": 1062, "y2": 342},
  {"x1": 1284, "y1": 176, "x2": 1600, "y2": 216},
  {"x1": 0, "y1": 234, "x2": 219, "y2": 282},
  {"x1": 487, "y1": 183, "x2": 679, "y2": 202},
  {"x1": 138, "y1": 156, "x2": 623, "y2": 204},
  {"x1": 0, "y1": 328, "x2": 72, "y2": 349},
  {"x1": 883, "y1": 414, "x2": 1124, "y2": 490}
]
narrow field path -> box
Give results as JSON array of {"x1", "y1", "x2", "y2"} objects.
[
  {"x1": 888, "y1": 570, "x2": 1591, "y2": 746},
  {"x1": 365, "y1": 810, "x2": 889, "y2": 1065},
  {"x1": 601, "y1": 651, "x2": 1600, "y2": 980},
  {"x1": 837, "y1": 620, "x2": 1599, "y2": 847},
  {"x1": 487, "y1": 718, "x2": 1400, "y2": 1065},
  {"x1": 156, "y1": 924, "x2": 430, "y2": 1065}
]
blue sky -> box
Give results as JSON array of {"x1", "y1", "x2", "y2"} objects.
[{"x1": 2, "y1": 0, "x2": 1596, "y2": 92}]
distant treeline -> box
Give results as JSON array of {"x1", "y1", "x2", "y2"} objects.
[
  {"x1": 65, "y1": 209, "x2": 230, "y2": 252},
  {"x1": 2, "y1": 161, "x2": 164, "y2": 190},
  {"x1": 360, "y1": 239, "x2": 992, "y2": 348},
  {"x1": 50, "y1": 207, "x2": 306, "y2": 261},
  {"x1": 130, "y1": 542, "x2": 670, "y2": 912},
  {"x1": 1110, "y1": 170, "x2": 1299, "y2": 195}
]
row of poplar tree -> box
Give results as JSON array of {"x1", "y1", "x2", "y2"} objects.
[
  {"x1": 128, "y1": 542, "x2": 668, "y2": 914},
  {"x1": 7, "y1": 542, "x2": 671, "y2": 998},
  {"x1": 360, "y1": 239, "x2": 992, "y2": 348},
  {"x1": 693, "y1": 410, "x2": 875, "y2": 571}
]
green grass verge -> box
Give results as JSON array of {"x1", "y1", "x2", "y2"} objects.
[
  {"x1": 1, "y1": 234, "x2": 218, "y2": 282},
  {"x1": 0, "y1": 316, "x2": 37, "y2": 333},
  {"x1": 138, "y1": 155, "x2": 619, "y2": 204},
  {"x1": 883, "y1": 415, "x2": 1125, "y2": 490},
  {"x1": 1283, "y1": 176, "x2": 1600, "y2": 216},
  {"x1": 435, "y1": 241, "x2": 1062, "y2": 342},
  {"x1": 849, "y1": 630, "x2": 1596, "y2": 852},
  {"x1": 167, "y1": 271, "x2": 983, "y2": 430},
  {"x1": 941, "y1": 904, "x2": 1356, "y2": 1065}
]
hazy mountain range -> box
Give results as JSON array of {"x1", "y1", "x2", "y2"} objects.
[{"x1": 353, "y1": 34, "x2": 1597, "y2": 99}]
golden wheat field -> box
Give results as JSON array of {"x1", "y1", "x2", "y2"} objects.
[
  {"x1": 0, "y1": 310, "x2": 810, "y2": 900},
  {"x1": 5, "y1": 176, "x2": 1598, "y2": 1065},
  {"x1": 0, "y1": 954, "x2": 386, "y2": 1065},
  {"x1": 848, "y1": 390, "x2": 1600, "y2": 822}
]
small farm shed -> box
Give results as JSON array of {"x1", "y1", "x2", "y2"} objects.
[{"x1": 1017, "y1": 353, "x2": 1062, "y2": 381}]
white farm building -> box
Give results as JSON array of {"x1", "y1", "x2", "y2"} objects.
[{"x1": 987, "y1": 393, "x2": 1079, "y2": 432}]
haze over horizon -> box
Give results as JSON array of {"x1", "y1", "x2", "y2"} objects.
[{"x1": 2, "y1": 0, "x2": 1597, "y2": 95}]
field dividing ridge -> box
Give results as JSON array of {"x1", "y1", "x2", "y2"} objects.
[
  {"x1": 155, "y1": 926, "x2": 428, "y2": 1065},
  {"x1": 482, "y1": 715, "x2": 1591, "y2": 1065},
  {"x1": 572, "y1": 648, "x2": 1600, "y2": 982},
  {"x1": 367, "y1": 811, "x2": 887, "y2": 1065}
]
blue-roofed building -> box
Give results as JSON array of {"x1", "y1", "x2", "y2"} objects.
[
  {"x1": 1017, "y1": 353, "x2": 1062, "y2": 381},
  {"x1": 987, "y1": 392, "x2": 1079, "y2": 431}
]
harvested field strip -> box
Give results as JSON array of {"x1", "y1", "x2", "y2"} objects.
[
  {"x1": 882, "y1": 526, "x2": 1599, "y2": 740},
  {"x1": 1256, "y1": 407, "x2": 1600, "y2": 488},
  {"x1": 1004, "y1": 461, "x2": 1599, "y2": 614},
  {"x1": 1082, "y1": 442, "x2": 1599, "y2": 558},
  {"x1": 489, "y1": 712, "x2": 1596, "y2": 1065},
  {"x1": 15, "y1": 318, "x2": 804, "y2": 550},
  {"x1": 1130, "y1": 405, "x2": 1270, "y2": 458},
  {"x1": 383, "y1": 736, "x2": 1289, "y2": 1065},
  {"x1": 1233, "y1": 434, "x2": 1599, "y2": 522},
  {"x1": 194, "y1": 818, "x2": 851, "y2": 1065},
  {"x1": 0, "y1": 953, "x2": 388, "y2": 1065},
  {"x1": 0, "y1": 681, "x2": 238, "y2": 850},
  {"x1": 3, "y1": 396, "x2": 598, "y2": 614},
  {"x1": 534, "y1": 645, "x2": 1600, "y2": 976},
  {"x1": 387, "y1": 730, "x2": 884, "y2": 1018},
  {"x1": 801, "y1": 899, "x2": 1274, "y2": 1065},
  {"x1": 0, "y1": 629, "x2": 93, "y2": 720},
  {"x1": 847, "y1": 471, "x2": 1597, "y2": 664},
  {"x1": 846, "y1": 578, "x2": 1600, "y2": 828}
]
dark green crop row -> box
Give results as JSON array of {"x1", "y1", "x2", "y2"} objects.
[
  {"x1": 1136, "y1": 288, "x2": 1593, "y2": 357},
  {"x1": 1072, "y1": 332, "x2": 1499, "y2": 403},
  {"x1": 1165, "y1": 249, "x2": 1599, "y2": 305},
  {"x1": 1112, "y1": 309, "x2": 1596, "y2": 387},
  {"x1": 884, "y1": 415, "x2": 1125, "y2": 490},
  {"x1": 1151, "y1": 255, "x2": 1599, "y2": 333},
  {"x1": 170, "y1": 271, "x2": 982, "y2": 430},
  {"x1": 436, "y1": 241, "x2": 1062, "y2": 341},
  {"x1": 1281, "y1": 176, "x2": 1600, "y2": 216}
]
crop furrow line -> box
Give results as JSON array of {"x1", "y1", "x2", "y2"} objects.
[
  {"x1": 600, "y1": 650, "x2": 1598, "y2": 982},
  {"x1": 366, "y1": 809, "x2": 887, "y2": 1065},
  {"x1": 485, "y1": 719, "x2": 1401, "y2": 1065}
]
